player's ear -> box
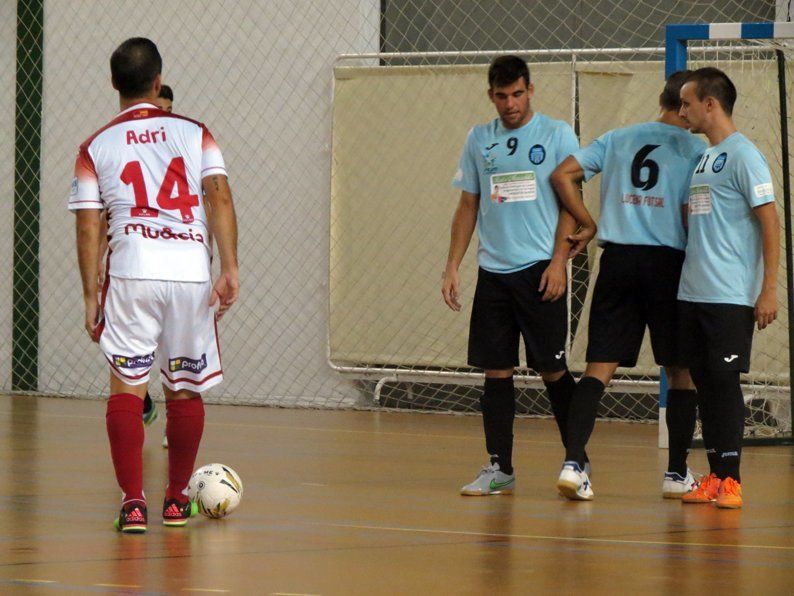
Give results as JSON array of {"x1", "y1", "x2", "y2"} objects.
[
  {"x1": 111, "y1": 75, "x2": 119, "y2": 92},
  {"x1": 152, "y1": 73, "x2": 162, "y2": 97},
  {"x1": 527, "y1": 82, "x2": 535, "y2": 99},
  {"x1": 487, "y1": 87, "x2": 494, "y2": 102}
]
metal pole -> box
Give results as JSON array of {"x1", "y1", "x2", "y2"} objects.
[{"x1": 776, "y1": 49, "x2": 794, "y2": 439}]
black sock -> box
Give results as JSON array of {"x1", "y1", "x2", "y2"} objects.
[
  {"x1": 665, "y1": 389, "x2": 698, "y2": 476},
  {"x1": 143, "y1": 392, "x2": 153, "y2": 413},
  {"x1": 481, "y1": 377, "x2": 515, "y2": 475},
  {"x1": 544, "y1": 370, "x2": 589, "y2": 464},
  {"x1": 690, "y1": 368, "x2": 719, "y2": 473},
  {"x1": 705, "y1": 370, "x2": 744, "y2": 482},
  {"x1": 564, "y1": 376, "x2": 605, "y2": 467}
]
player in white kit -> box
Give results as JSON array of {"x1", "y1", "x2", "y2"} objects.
[{"x1": 70, "y1": 38, "x2": 239, "y2": 532}]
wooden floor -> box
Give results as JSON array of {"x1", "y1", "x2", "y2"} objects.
[{"x1": 0, "y1": 395, "x2": 792, "y2": 595}]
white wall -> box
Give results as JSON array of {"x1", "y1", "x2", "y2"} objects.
[{"x1": 38, "y1": 0, "x2": 379, "y2": 404}]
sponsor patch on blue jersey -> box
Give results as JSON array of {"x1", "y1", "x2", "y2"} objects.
[
  {"x1": 529, "y1": 144, "x2": 546, "y2": 164},
  {"x1": 712, "y1": 152, "x2": 727, "y2": 173}
]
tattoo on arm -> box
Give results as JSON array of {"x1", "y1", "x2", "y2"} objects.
[{"x1": 211, "y1": 176, "x2": 220, "y2": 192}]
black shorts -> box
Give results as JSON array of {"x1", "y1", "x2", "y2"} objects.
[
  {"x1": 586, "y1": 244, "x2": 685, "y2": 368},
  {"x1": 677, "y1": 301, "x2": 755, "y2": 372},
  {"x1": 468, "y1": 261, "x2": 567, "y2": 372}
]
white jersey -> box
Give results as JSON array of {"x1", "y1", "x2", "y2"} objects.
[{"x1": 68, "y1": 102, "x2": 227, "y2": 282}]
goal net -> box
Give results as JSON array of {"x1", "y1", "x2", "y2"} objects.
[{"x1": 330, "y1": 36, "x2": 793, "y2": 440}]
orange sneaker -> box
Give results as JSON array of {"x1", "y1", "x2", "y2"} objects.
[
  {"x1": 682, "y1": 473, "x2": 720, "y2": 504},
  {"x1": 715, "y1": 477, "x2": 743, "y2": 509}
]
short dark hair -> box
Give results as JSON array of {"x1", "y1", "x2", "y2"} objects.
[
  {"x1": 110, "y1": 38, "x2": 162, "y2": 99},
  {"x1": 685, "y1": 67, "x2": 737, "y2": 115},
  {"x1": 488, "y1": 55, "x2": 530, "y2": 89},
  {"x1": 159, "y1": 84, "x2": 173, "y2": 102},
  {"x1": 659, "y1": 70, "x2": 691, "y2": 111}
]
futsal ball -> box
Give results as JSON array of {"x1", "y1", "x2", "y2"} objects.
[{"x1": 187, "y1": 463, "x2": 244, "y2": 519}]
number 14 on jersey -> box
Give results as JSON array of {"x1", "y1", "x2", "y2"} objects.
[{"x1": 121, "y1": 157, "x2": 199, "y2": 223}]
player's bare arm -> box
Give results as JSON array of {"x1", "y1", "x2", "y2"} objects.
[
  {"x1": 753, "y1": 201, "x2": 780, "y2": 330},
  {"x1": 442, "y1": 190, "x2": 479, "y2": 311},
  {"x1": 75, "y1": 208, "x2": 103, "y2": 342},
  {"x1": 539, "y1": 208, "x2": 576, "y2": 302},
  {"x1": 97, "y1": 211, "x2": 109, "y2": 286},
  {"x1": 203, "y1": 173, "x2": 239, "y2": 318},
  {"x1": 550, "y1": 156, "x2": 596, "y2": 256}
]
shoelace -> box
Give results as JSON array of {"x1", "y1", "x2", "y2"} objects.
[
  {"x1": 721, "y1": 478, "x2": 741, "y2": 496},
  {"x1": 693, "y1": 474, "x2": 717, "y2": 496},
  {"x1": 478, "y1": 463, "x2": 499, "y2": 476}
]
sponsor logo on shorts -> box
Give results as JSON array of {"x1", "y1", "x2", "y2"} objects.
[
  {"x1": 554, "y1": 350, "x2": 565, "y2": 360},
  {"x1": 529, "y1": 144, "x2": 546, "y2": 165},
  {"x1": 721, "y1": 451, "x2": 739, "y2": 458},
  {"x1": 113, "y1": 353, "x2": 155, "y2": 369},
  {"x1": 723, "y1": 354, "x2": 739, "y2": 363},
  {"x1": 169, "y1": 353, "x2": 208, "y2": 374},
  {"x1": 711, "y1": 152, "x2": 727, "y2": 172}
]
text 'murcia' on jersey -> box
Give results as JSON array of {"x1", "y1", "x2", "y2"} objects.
[
  {"x1": 452, "y1": 113, "x2": 579, "y2": 273},
  {"x1": 678, "y1": 132, "x2": 775, "y2": 307},
  {"x1": 68, "y1": 102, "x2": 227, "y2": 283},
  {"x1": 572, "y1": 121, "x2": 706, "y2": 250}
]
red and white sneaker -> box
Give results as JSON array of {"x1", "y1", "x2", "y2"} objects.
[
  {"x1": 114, "y1": 500, "x2": 147, "y2": 533},
  {"x1": 163, "y1": 498, "x2": 198, "y2": 527}
]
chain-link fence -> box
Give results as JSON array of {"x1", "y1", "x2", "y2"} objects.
[{"x1": 2, "y1": 1, "x2": 790, "y2": 437}]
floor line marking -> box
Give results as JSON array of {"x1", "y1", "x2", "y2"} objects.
[
  {"x1": 314, "y1": 521, "x2": 794, "y2": 552},
  {"x1": 183, "y1": 589, "x2": 230, "y2": 593},
  {"x1": 96, "y1": 584, "x2": 141, "y2": 588},
  {"x1": 12, "y1": 579, "x2": 56, "y2": 583}
]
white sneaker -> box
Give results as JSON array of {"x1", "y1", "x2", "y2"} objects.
[
  {"x1": 662, "y1": 469, "x2": 698, "y2": 499},
  {"x1": 584, "y1": 460, "x2": 592, "y2": 478},
  {"x1": 557, "y1": 460, "x2": 594, "y2": 501},
  {"x1": 460, "y1": 462, "x2": 515, "y2": 496}
]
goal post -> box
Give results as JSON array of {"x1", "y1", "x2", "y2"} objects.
[{"x1": 658, "y1": 22, "x2": 794, "y2": 446}]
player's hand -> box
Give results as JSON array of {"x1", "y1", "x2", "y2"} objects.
[
  {"x1": 84, "y1": 299, "x2": 101, "y2": 343},
  {"x1": 566, "y1": 223, "x2": 597, "y2": 258},
  {"x1": 442, "y1": 265, "x2": 462, "y2": 311},
  {"x1": 539, "y1": 260, "x2": 566, "y2": 302},
  {"x1": 754, "y1": 288, "x2": 777, "y2": 330},
  {"x1": 210, "y1": 270, "x2": 240, "y2": 320}
]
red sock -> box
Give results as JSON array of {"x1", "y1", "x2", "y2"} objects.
[
  {"x1": 106, "y1": 393, "x2": 145, "y2": 502},
  {"x1": 165, "y1": 397, "x2": 205, "y2": 501}
]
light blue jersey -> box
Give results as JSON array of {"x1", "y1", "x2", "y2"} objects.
[
  {"x1": 452, "y1": 113, "x2": 579, "y2": 273},
  {"x1": 678, "y1": 132, "x2": 775, "y2": 306},
  {"x1": 573, "y1": 121, "x2": 706, "y2": 249}
]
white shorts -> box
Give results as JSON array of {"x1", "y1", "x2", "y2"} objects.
[{"x1": 99, "y1": 277, "x2": 223, "y2": 393}]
